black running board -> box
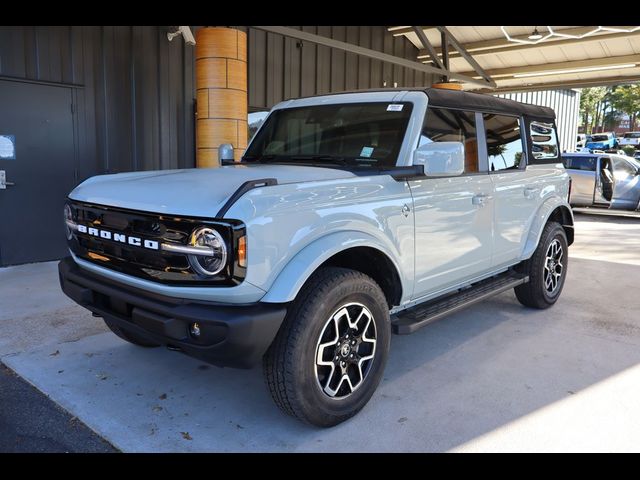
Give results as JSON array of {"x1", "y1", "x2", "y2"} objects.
[{"x1": 391, "y1": 272, "x2": 528, "y2": 335}]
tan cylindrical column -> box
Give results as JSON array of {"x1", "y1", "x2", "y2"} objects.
[{"x1": 195, "y1": 27, "x2": 247, "y2": 167}]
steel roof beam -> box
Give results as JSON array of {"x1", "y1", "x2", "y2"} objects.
[
  {"x1": 474, "y1": 75, "x2": 640, "y2": 93},
  {"x1": 411, "y1": 26, "x2": 445, "y2": 70},
  {"x1": 418, "y1": 28, "x2": 640, "y2": 61},
  {"x1": 252, "y1": 25, "x2": 494, "y2": 88},
  {"x1": 436, "y1": 26, "x2": 495, "y2": 86},
  {"x1": 458, "y1": 54, "x2": 640, "y2": 79}
]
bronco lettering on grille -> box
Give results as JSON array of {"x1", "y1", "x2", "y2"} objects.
[{"x1": 76, "y1": 224, "x2": 159, "y2": 250}]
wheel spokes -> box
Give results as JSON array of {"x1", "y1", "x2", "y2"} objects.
[
  {"x1": 543, "y1": 239, "x2": 564, "y2": 294},
  {"x1": 314, "y1": 303, "x2": 377, "y2": 399}
]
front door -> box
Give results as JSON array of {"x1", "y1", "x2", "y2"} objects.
[
  {"x1": 0, "y1": 80, "x2": 76, "y2": 266},
  {"x1": 410, "y1": 107, "x2": 493, "y2": 301}
]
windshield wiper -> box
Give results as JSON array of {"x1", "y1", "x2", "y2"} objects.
[
  {"x1": 242, "y1": 154, "x2": 279, "y2": 163},
  {"x1": 288, "y1": 155, "x2": 351, "y2": 165}
]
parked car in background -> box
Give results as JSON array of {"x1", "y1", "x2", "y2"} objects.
[
  {"x1": 576, "y1": 134, "x2": 590, "y2": 149},
  {"x1": 620, "y1": 131, "x2": 640, "y2": 151},
  {"x1": 585, "y1": 132, "x2": 617, "y2": 151},
  {"x1": 562, "y1": 152, "x2": 640, "y2": 211}
]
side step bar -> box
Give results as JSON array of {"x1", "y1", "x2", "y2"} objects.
[{"x1": 391, "y1": 272, "x2": 528, "y2": 335}]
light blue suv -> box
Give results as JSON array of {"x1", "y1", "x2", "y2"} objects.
[
  {"x1": 585, "y1": 132, "x2": 617, "y2": 151},
  {"x1": 59, "y1": 88, "x2": 574, "y2": 427}
]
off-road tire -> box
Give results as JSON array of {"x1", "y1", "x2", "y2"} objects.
[
  {"x1": 515, "y1": 221, "x2": 568, "y2": 309},
  {"x1": 263, "y1": 267, "x2": 391, "y2": 427}
]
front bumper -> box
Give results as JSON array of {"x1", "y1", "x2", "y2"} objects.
[{"x1": 58, "y1": 257, "x2": 287, "y2": 368}]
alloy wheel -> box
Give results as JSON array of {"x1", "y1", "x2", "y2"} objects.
[
  {"x1": 314, "y1": 302, "x2": 377, "y2": 399},
  {"x1": 543, "y1": 238, "x2": 564, "y2": 294}
]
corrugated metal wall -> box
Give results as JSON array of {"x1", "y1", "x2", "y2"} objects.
[
  {"x1": 495, "y1": 89, "x2": 581, "y2": 152},
  {"x1": 0, "y1": 26, "x2": 430, "y2": 178},
  {"x1": 242, "y1": 26, "x2": 435, "y2": 110},
  {"x1": 0, "y1": 26, "x2": 196, "y2": 179}
]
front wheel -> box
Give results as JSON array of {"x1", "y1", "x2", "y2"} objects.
[
  {"x1": 263, "y1": 267, "x2": 391, "y2": 427},
  {"x1": 515, "y1": 221, "x2": 568, "y2": 309}
]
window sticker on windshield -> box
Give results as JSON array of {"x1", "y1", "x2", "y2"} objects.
[
  {"x1": 387, "y1": 104, "x2": 404, "y2": 112},
  {"x1": 360, "y1": 146, "x2": 374, "y2": 158}
]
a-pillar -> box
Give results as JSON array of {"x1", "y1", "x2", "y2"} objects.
[{"x1": 195, "y1": 27, "x2": 247, "y2": 167}]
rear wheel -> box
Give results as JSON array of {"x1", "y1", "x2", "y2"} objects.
[
  {"x1": 263, "y1": 267, "x2": 391, "y2": 427},
  {"x1": 515, "y1": 221, "x2": 568, "y2": 309},
  {"x1": 103, "y1": 318, "x2": 160, "y2": 347}
]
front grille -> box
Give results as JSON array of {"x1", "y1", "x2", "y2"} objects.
[{"x1": 68, "y1": 201, "x2": 246, "y2": 285}]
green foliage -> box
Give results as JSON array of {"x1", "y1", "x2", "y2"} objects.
[
  {"x1": 609, "y1": 84, "x2": 640, "y2": 131},
  {"x1": 580, "y1": 84, "x2": 640, "y2": 134},
  {"x1": 514, "y1": 151, "x2": 523, "y2": 167},
  {"x1": 622, "y1": 146, "x2": 637, "y2": 157}
]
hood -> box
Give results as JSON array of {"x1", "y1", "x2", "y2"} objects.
[{"x1": 69, "y1": 164, "x2": 356, "y2": 218}]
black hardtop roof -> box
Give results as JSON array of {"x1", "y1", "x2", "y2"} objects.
[{"x1": 298, "y1": 87, "x2": 557, "y2": 120}]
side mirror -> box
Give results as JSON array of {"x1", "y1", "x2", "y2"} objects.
[
  {"x1": 218, "y1": 143, "x2": 235, "y2": 163},
  {"x1": 413, "y1": 141, "x2": 465, "y2": 177}
]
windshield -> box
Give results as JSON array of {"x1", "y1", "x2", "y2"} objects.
[
  {"x1": 590, "y1": 135, "x2": 610, "y2": 142},
  {"x1": 243, "y1": 102, "x2": 413, "y2": 167},
  {"x1": 627, "y1": 156, "x2": 640, "y2": 168},
  {"x1": 624, "y1": 132, "x2": 640, "y2": 138}
]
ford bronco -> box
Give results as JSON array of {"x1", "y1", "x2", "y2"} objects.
[{"x1": 59, "y1": 88, "x2": 573, "y2": 427}]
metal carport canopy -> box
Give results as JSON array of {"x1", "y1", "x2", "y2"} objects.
[{"x1": 388, "y1": 26, "x2": 640, "y2": 92}]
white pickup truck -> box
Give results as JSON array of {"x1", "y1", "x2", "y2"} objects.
[{"x1": 59, "y1": 87, "x2": 573, "y2": 427}]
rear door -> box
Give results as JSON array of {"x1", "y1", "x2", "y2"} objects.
[
  {"x1": 0, "y1": 79, "x2": 76, "y2": 266},
  {"x1": 484, "y1": 113, "x2": 541, "y2": 269}
]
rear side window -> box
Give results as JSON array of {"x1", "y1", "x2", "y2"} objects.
[
  {"x1": 562, "y1": 156, "x2": 596, "y2": 171},
  {"x1": 529, "y1": 121, "x2": 559, "y2": 160},
  {"x1": 483, "y1": 114, "x2": 524, "y2": 172}
]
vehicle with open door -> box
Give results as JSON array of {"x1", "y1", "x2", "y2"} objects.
[{"x1": 562, "y1": 152, "x2": 640, "y2": 211}]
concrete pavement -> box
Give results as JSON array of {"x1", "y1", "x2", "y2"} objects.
[{"x1": 1, "y1": 212, "x2": 640, "y2": 452}]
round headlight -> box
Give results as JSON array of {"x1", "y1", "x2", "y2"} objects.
[
  {"x1": 64, "y1": 204, "x2": 74, "y2": 240},
  {"x1": 187, "y1": 227, "x2": 227, "y2": 277}
]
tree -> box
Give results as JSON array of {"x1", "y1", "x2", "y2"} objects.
[
  {"x1": 579, "y1": 87, "x2": 607, "y2": 134},
  {"x1": 610, "y1": 84, "x2": 640, "y2": 131}
]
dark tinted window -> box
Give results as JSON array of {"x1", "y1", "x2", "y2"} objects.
[
  {"x1": 420, "y1": 108, "x2": 480, "y2": 173},
  {"x1": 244, "y1": 102, "x2": 413, "y2": 167},
  {"x1": 562, "y1": 156, "x2": 597, "y2": 171},
  {"x1": 483, "y1": 114, "x2": 524, "y2": 172}
]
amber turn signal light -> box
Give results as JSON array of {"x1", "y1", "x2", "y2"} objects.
[{"x1": 237, "y1": 235, "x2": 247, "y2": 267}]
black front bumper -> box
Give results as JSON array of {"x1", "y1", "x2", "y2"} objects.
[{"x1": 58, "y1": 257, "x2": 287, "y2": 368}]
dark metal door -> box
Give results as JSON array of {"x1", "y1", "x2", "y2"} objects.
[{"x1": 0, "y1": 80, "x2": 76, "y2": 266}]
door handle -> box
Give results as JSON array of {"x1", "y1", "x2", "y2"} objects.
[
  {"x1": 0, "y1": 170, "x2": 15, "y2": 189},
  {"x1": 472, "y1": 194, "x2": 492, "y2": 206},
  {"x1": 524, "y1": 187, "x2": 538, "y2": 199}
]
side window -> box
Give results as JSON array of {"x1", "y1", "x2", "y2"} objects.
[
  {"x1": 483, "y1": 114, "x2": 524, "y2": 172},
  {"x1": 562, "y1": 156, "x2": 596, "y2": 171},
  {"x1": 529, "y1": 121, "x2": 559, "y2": 160},
  {"x1": 420, "y1": 107, "x2": 480, "y2": 173}
]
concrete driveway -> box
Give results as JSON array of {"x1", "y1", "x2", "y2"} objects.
[{"x1": 2, "y1": 211, "x2": 640, "y2": 452}]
